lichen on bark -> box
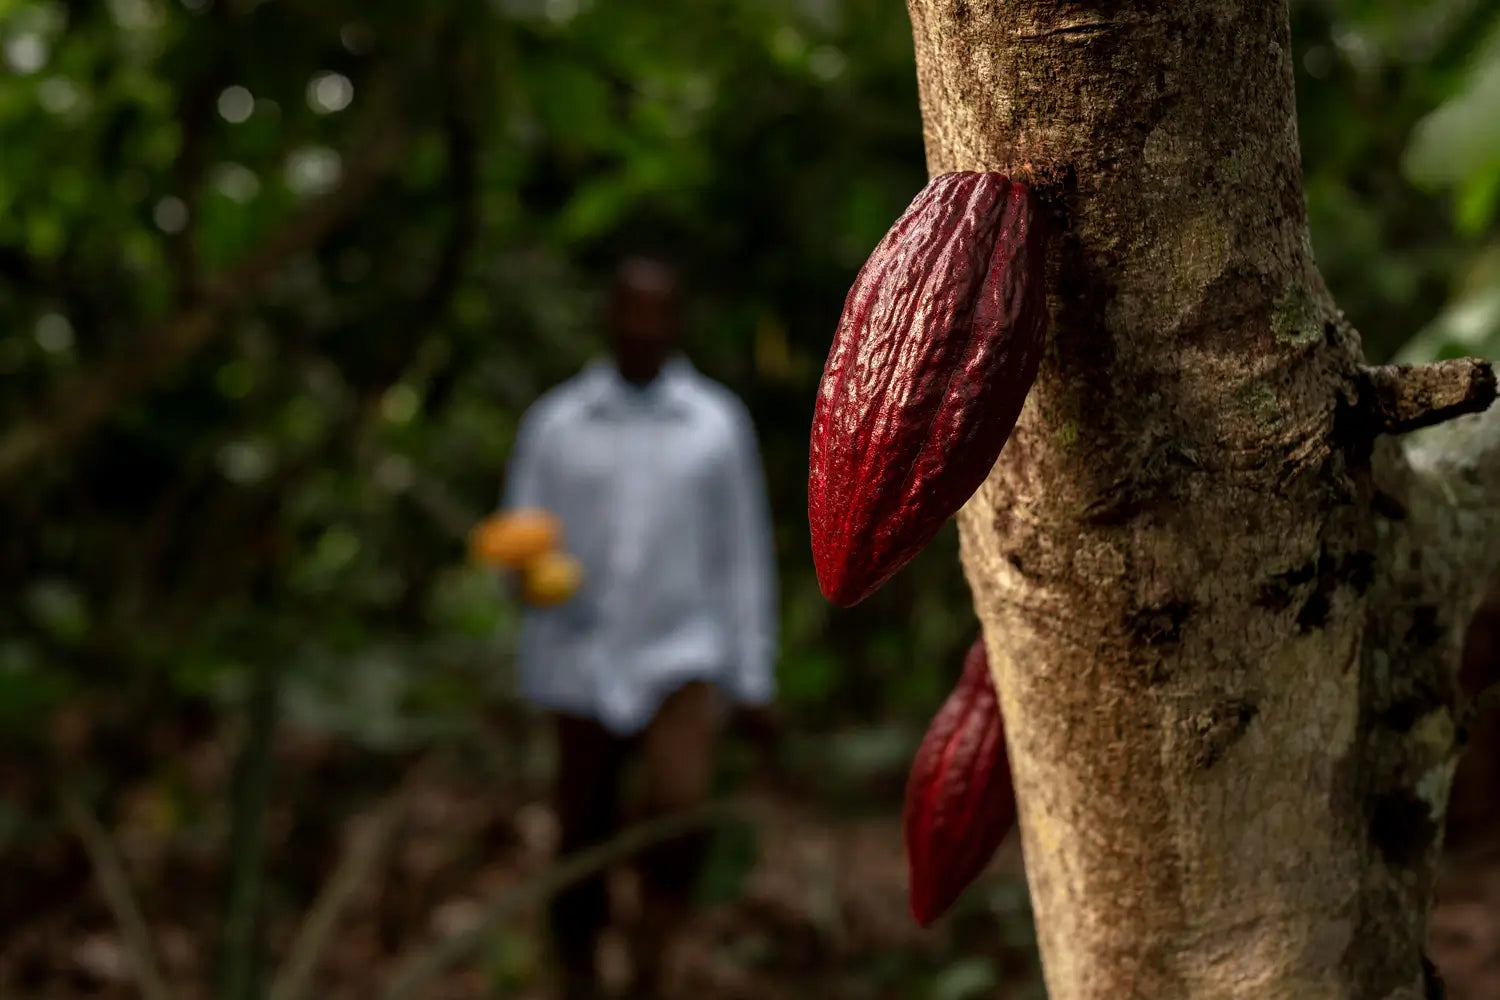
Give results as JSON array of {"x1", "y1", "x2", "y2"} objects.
[{"x1": 902, "y1": 0, "x2": 1500, "y2": 997}]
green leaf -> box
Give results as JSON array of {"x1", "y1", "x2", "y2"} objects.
[
  {"x1": 694, "y1": 821, "x2": 759, "y2": 907},
  {"x1": 0, "y1": 649, "x2": 70, "y2": 737},
  {"x1": 929, "y1": 958, "x2": 999, "y2": 1000},
  {"x1": 25, "y1": 209, "x2": 65, "y2": 259},
  {"x1": 23, "y1": 579, "x2": 90, "y2": 644},
  {"x1": 553, "y1": 173, "x2": 634, "y2": 244},
  {"x1": 1397, "y1": 284, "x2": 1500, "y2": 363},
  {"x1": 776, "y1": 650, "x2": 838, "y2": 706},
  {"x1": 1404, "y1": 28, "x2": 1500, "y2": 190},
  {"x1": 529, "y1": 57, "x2": 615, "y2": 151},
  {"x1": 1455, "y1": 167, "x2": 1500, "y2": 235}
]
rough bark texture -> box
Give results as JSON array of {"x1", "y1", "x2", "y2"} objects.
[{"x1": 903, "y1": 1, "x2": 1500, "y2": 997}]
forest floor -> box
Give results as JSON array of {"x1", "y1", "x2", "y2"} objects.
[{"x1": 1, "y1": 723, "x2": 1497, "y2": 1000}]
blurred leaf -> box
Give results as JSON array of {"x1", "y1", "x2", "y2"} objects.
[
  {"x1": 1404, "y1": 26, "x2": 1500, "y2": 194},
  {"x1": 777, "y1": 650, "x2": 838, "y2": 707},
  {"x1": 1455, "y1": 167, "x2": 1500, "y2": 236},
  {"x1": 426, "y1": 564, "x2": 512, "y2": 638},
  {"x1": 824, "y1": 722, "x2": 918, "y2": 782},
  {"x1": 929, "y1": 958, "x2": 999, "y2": 1000},
  {"x1": 0, "y1": 653, "x2": 70, "y2": 736},
  {"x1": 482, "y1": 927, "x2": 538, "y2": 993},
  {"x1": 694, "y1": 819, "x2": 759, "y2": 907},
  {"x1": 1397, "y1": 283, "x2": 1500, "y2": 363},
  {"x1": 528, "y1": 57, "x2": 616, "y2": 151},
  {"x1": 23, "y1": 578, "x2": 89, "y2": 644},
  {"x1": 554, "y1": 173, "x2": 636, "y2": 245}
]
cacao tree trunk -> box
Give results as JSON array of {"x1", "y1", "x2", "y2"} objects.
[{"x1": 905, "y1": 1, "x2": 1500, "y2": 997}]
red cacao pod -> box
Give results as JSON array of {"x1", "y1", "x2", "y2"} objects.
[
  {"x1": 809, "y1": 172, "x2": 1048, "y2": 606},
  {"x1": 904, "y1": 635, "x2": 1016, "y2": 927}
]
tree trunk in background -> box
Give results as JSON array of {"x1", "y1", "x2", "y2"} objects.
[
  {"x1": 905, "y1": 1, "x2": 1500, "y2": 997},
  {"x1": 1448, "y1": 576, "x2": 1500, "y2": 854}
]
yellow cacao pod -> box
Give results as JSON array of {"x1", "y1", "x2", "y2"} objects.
[
  {"x1": 469, "y1": 508, "x2": 562, "y2": 569},
  {"x1": 520, "y1": 551, "x2": 584, "y2": 607}
]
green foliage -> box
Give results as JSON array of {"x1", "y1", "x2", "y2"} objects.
[
  {"x1": 0, "y1": 0, "x2": 1491, "y2": 762},
  {"x1": 1, "y1": 1, "x2": 1495, "y2": 993},
  {"x1": 0, "y1": 0, "x2": 964, "y2": 756},
  {"x1": 0, "y1": 0, "x2": 1492, "y2": 786},
  {"x1": 929, "y1": 957, "x2": 1000, "y2": 1000},
  {"x1": 1291, "y1": 0, "x2": 1500, "y2": 363},
  {"x1": 694, "y1": 820, "x2": 761, "y2": 907}
]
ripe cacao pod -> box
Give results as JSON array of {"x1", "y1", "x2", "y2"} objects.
[
  {"x1": 809, "y1": 172, "x2": 1048, "y2": 606},
  {"x1": 904, "y1": 635, "x2": 1016, "y2": 927},
  {"x1": 470, "y1": 508, "x2": 562, "y2": 569},
  {"x1": 520, "y1": 551, "x2": 584, "y2": 607}
]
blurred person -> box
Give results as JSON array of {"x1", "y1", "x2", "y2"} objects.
[{"x1": 498, "y1": 256, "x2": 779, "y2": 999}]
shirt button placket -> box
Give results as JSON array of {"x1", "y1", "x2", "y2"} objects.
[{"x1": 601, "y1": 404, "x2": 647, "y2": 707}]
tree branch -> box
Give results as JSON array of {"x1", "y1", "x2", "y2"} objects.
[
  {"x1": 269, "y1": 782, "x2": 412, "y2": 1000},
  {"x1": 1359, "y1": 359, "x2": 1497, "y2": 436},
  {"x1": 58, "y1": 783, "x2": 174, "y2": 1000}
]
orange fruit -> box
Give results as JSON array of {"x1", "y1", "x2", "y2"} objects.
[
  {"x1": 470, "y1": 508, "x2": 562, "y2": 568},
  {"x1": 521, "y1": 551, "x2": 584, "y2": 607}
]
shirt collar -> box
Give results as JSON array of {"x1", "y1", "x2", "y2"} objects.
[{"x1": 583, "y1": 354, "x2": 696, "y2": 418}]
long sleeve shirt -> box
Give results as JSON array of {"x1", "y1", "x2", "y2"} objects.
[{"x1": 501, "y1": 355, "x2": 778, "y2": 735}]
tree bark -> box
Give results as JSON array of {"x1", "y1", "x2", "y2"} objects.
[{"x1": 903, "y1": 1, "x2": 1500, "y2": 997}]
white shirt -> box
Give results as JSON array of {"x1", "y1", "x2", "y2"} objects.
[{"x1": 501, "y1": 355, "x2": 778, "y2": 735}]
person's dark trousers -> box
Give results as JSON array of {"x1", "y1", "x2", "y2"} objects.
[
  {"x1": 549, "y1": 710, "x2": 624, "y2": 1000},
  {"x1": 547, "y1": 681, "x2": 721, "y2": 1000}
]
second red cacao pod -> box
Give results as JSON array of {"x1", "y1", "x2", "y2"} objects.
[
  {"x1": 809, "y1": 172, "x2": 1048, "y2": 607},
  {"x1": 904, "y1": 635, "x2": 1016, "y2": 927}
]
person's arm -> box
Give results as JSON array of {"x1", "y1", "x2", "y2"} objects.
[{"x1": 722, "y1": 403, "x2": 778, "y2": 708}]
